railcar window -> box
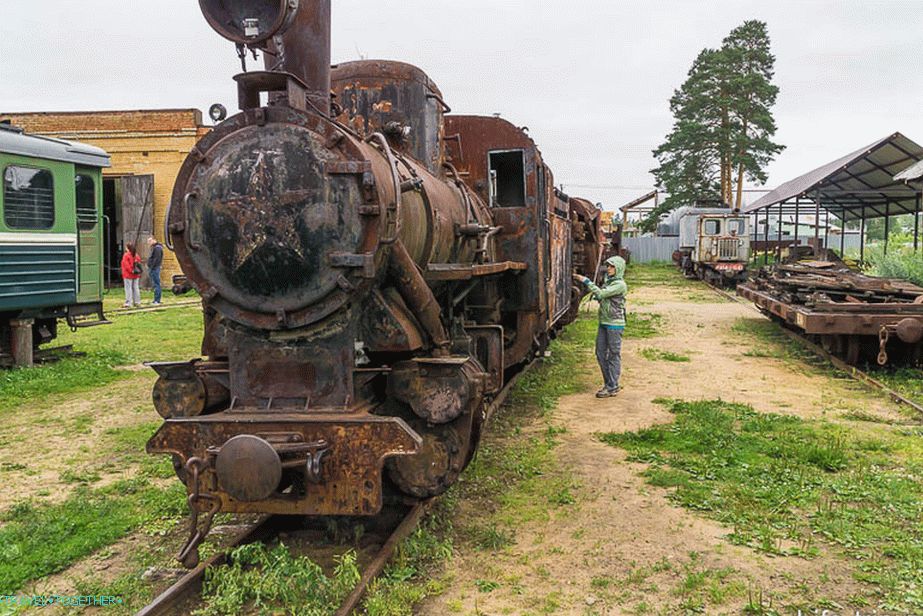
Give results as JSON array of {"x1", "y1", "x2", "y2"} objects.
[
  {"x1": 703, "y1": 219, "x2": 720, "y2": 236},
  {"x1": 3, "y1": 166, "x2": 55, "y2": 230},
  {"x1": 75, "y1": 175, "x2": 97, "y2": 230},
  {"x1": 488, "y1": 150, "x2": 526, "y2": 208},
  {"x1": 727, "y1": 219, "x2": 745, "y2": 236}
]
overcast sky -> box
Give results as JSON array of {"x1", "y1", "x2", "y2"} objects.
[{"x1": 2, "y1": 1, "x2": 921, "y2": 210}]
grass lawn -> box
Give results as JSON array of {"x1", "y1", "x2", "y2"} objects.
[
  {"x1": 0, "y1": 306, "x2": 202, "y2": 416},
  {"x1": 598, "y1": 399, "x2": 923, "y2": 613}
]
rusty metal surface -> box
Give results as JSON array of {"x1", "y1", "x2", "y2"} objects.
[
  {"x1": 389, "y1": 357, "x2": 485, "y2": 424},
  {"x1": 332, "y1": 60, "x2": 445, "y2": 175},
  {"x1": 148, "y1": 412, "x2": 421, "y2": 516}
]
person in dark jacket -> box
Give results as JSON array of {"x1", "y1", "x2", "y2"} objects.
[
  {"x1": 574, "y1": 256, "x2": 628, "y2": 398},
  {"x1": 147, "y1": 236, "x2": 164, "y2": 305}
]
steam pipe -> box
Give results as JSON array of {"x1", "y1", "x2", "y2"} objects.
[
  {"x1": 389, "y1": 241, "x2": 451, "y2": 355},
  {"x1": 263, "y1": 0, "x2": 331, "y2": 115}
]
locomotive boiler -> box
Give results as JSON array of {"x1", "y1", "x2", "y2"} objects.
[{"x1": 146, "y1": 0, "x2": 601, "y2": 567}]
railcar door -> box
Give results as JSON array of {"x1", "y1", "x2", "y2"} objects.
[
  {"x1": 549, "y1": 205, "x2": 572, "y2": 325},
  {"x1": 75, "y1": 168, "x2": 103, "y2": 303}
]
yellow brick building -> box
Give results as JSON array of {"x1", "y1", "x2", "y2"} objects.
[{"x1": 0, "y1": 109, "x2": 210, "y2": 286}]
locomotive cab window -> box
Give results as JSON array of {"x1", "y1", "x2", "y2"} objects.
[
  {"x1": 75, "y1": 174, "x2": 97, "y2": 230},
  {"x1": 727, "y1": 218, "x2": 745, "y2": 236},
  {"x1": 488, "y1": 150, "x2": 526, "y2": 208},
  {"x1": 3, "y1": 166, "x2": 55, "y2": 230},
  {"x1": 703, "y1": 219, "x2": 721, "y2": 236}
]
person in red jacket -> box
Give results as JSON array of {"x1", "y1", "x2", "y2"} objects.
[{"x1": 121, "y1": 242, "x2": 142, "y2": 308}]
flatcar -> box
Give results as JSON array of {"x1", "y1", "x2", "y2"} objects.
[
  {"x1": 670, "y1": 206, "x2": 750, "y2": 287},
  {"x1": 0, "y1": 122, "x2": 110, "y2": 367},
  {"x1": 144, "y1": 0, "x2": 602, "y2": 568}
]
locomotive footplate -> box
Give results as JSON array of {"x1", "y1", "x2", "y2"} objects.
[{"x1": 146, "y1": 411, "x2": 421, "y2": 516}]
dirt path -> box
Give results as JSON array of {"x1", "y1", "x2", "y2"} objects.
[
  {"x1": 424, "y1": 276, "x2": 905, "y2": 615},
  {"x1": 0, "y1": 372, "x2": 157, "y2": 510}
]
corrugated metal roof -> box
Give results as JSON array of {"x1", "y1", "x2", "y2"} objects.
[
  {"x1": 895, "y1": 159, "x2": 923, "y2": 183},
  {"x1": 0, "y1": 123, "x2": 110, "y2": 168},
  {"x1": 743, "y1": 132, "x2": 923, "y2": 221}
]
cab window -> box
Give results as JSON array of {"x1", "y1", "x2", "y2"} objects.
[
  {"x1": 488, "y1": 150, "x2": 526, "y2": 207},
  {"x1": 703, "y1": 219, "x2": 720, "y2": 236},
  {"x1": 75, "y1": 175, "x2": 97, "y2": 230},
  {"x1": 727, "y1": 219, "x2": 745, "y2": 236},
  {"x1": 3, "y1": 166, "x2": 55, "y2": 229}
]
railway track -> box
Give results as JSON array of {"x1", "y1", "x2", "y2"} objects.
[
  {"x1": 137, "y1": 502, "x2": 430, "y2": 616},
  {"x1": 109, "y1": 299, "x2": 201, "y2": 317},
  {"x1": 136, "y1": 354, "x2": 539, "y2": 615},
  {"x1": 708, "y1": 282, "x2": 923, "y2": 417}
]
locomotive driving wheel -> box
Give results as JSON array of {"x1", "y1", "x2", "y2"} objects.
[{"x1": 386, "y1": 410, "x2": 478, "y2": 498}]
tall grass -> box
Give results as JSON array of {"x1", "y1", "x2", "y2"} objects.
[{"x1": 863, "y1": 237, "x2": 923, "y2": 286}]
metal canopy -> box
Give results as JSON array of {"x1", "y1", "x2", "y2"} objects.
[{"x1": 743, "y1": 132, "x2": 923, "y2": 222}]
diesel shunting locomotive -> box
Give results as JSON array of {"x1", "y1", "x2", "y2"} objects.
[
  {"x1": 145, "y1": 0, "x2": 603, "y2": 567},
  {"x1": 669, "y1": 206, "x2": 750, "y2": 287}
]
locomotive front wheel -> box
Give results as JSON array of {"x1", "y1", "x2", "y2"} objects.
[{"x1": 387, "y1": 416, "x2": 471, "y2": 498}]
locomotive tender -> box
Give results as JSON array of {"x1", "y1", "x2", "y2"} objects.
[
  {"x1": 146, "y1": 0, "x2": 602, "y2": 567},
  {"x1": 0, "y1": 123, "x2": 109, "y2": 367}
]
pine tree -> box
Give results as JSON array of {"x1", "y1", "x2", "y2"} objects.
[
  {"x1": 723, "y1": 20, "x2": 785, "y2": 211},
  {"x1": 644, "y1": 20, "x2": 783, "y2": 231}
]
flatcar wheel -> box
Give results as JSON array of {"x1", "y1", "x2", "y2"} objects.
[{"x1": 387, "y1": 416, "x2": 471, "y2": 498}]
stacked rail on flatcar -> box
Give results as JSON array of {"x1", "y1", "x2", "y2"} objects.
[{"x1": 739, "y1": 251, "x2": 923, "y2": 366}]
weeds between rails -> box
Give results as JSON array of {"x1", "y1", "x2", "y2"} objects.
[{"x1": 140, "y1": 351, "x2": 547, "y2": 616}]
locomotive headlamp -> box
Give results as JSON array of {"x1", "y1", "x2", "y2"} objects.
[
  {"x1": 199, "y1": 0, "x2": 299, "y2": 45},
  {"x1": 208, "y1": 103, "x2": 228, "y2": 124}
]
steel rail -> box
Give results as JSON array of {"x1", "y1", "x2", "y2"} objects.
[
  {"x1": 708, "y1": 283, "x2": 923, "y2": 417},
  {"x1": 333, "y1": 501, "x2": 432, "y2": 616},
  {"x1": 110, "y1": 299, "x2": 201, "y2": 317},
  {"x1": 136, "y1": 515, "x2": 274, "y2": 616}
]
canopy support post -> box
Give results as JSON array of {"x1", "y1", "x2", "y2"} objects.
[
  {"x1": 839, "y1": 209, "x2": 846, "y2": 257},
  {"x1": 915, "y1": 193, "x2": 921, "y2": 254},
  {"x1": 885, "y1": 207, "x2": 890, "y2": 256},
  {"x1": 860, "y1": 206, "x2": 866, "y2": 264},
  {"x1": 764, "y1": 207, "x2": 770, "y2": 266},
  {"x1": 777, "y1": 203, "x2": 783, "y2": 263},
  {"x1": 814, "y1": 190, "x2": 821, "y2": 255},
  {"x1": 824, "y1": 209, "x2": 830, "y2": 253},
  {"x1": 794, "y1": 197, "x2": 800, "y2": 250}
]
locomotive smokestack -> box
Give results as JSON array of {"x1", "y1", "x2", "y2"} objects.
[
  {"x1": 263, "y1": 0, "x2": 331, "y2": 114},
  {"x1": 199, "y1": 0, "x2": 332, "y2": 115}
]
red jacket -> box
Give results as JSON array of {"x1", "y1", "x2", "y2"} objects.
[{"x1": 121, "y1": 251, "x2": 142, "y2": 280}]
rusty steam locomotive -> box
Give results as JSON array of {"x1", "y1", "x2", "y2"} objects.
[{"x1": 146, "y1": 0, "x2": 603, "y2": 567}]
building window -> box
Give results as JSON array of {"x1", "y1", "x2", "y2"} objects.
[
  {"x1": 488, "y1": 150, "x2": 526, "y2": 208},
  {"x1": 75, "y1": 175, "x2": 97, "y2": 231},
  {"x1": 3, "y1": 166, "x2": 55, "y2": 230}
]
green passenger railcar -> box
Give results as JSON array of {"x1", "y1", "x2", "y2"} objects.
[{"x1": 0, "y1": 122, "x2": 111, "y2": 366}]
